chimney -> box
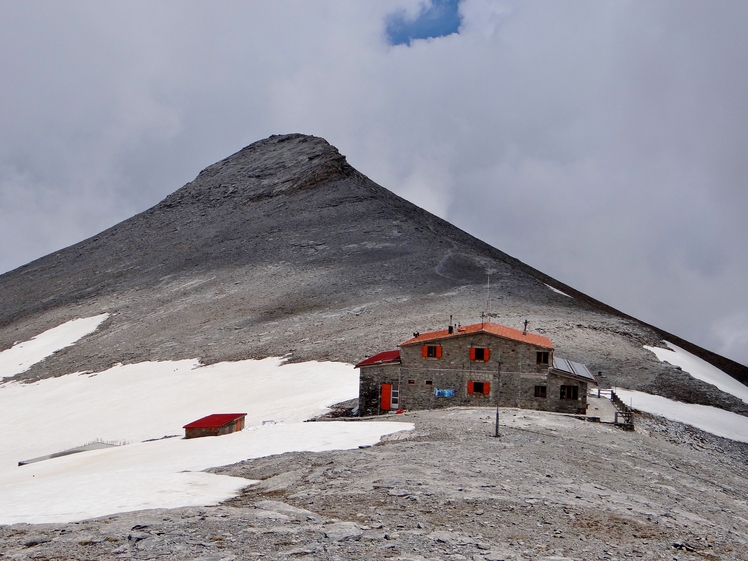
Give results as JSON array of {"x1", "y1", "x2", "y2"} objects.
[
  {"x1": 523, "y1": 319, "x2": 528, "y2": 335},
  {"x1": 448, "y1": 315, "x2": 454, "y2": 334}
]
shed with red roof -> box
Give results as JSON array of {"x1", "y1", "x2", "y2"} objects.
[{"x1": 183, "y1": 413, "x2": 247, "y2": 439}]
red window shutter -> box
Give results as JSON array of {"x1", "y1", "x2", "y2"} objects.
[
  {"x1": 484, "y1": 348, "x2": 490, "y2": 361},
  {"x1": 483, "y1": 382, "x2": 491, "y2": 395},
  {"x1": 467, "y1": 381, "x2": 474, "y2": 393},
  {"x1": 422, "y1": 345, "x2": 428, "y2": 357},
  {"x1": 470, "y1": 347, "x2": 476, "y2": 361},
  {"x1": 436, "y1": 346, "x2": 442, "y2": 358}
]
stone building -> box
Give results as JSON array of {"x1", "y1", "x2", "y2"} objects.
[{"x1": 356, "y1": 321, "x2": 595, "y2": 416}]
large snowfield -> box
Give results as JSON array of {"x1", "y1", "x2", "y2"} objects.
[{"x1": 0, "y1": 317, "x2": 411, "y2": 524}]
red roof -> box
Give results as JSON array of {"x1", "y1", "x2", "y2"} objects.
[
  {"x1": 400, "y1": 321, "x2": 553, "y2": 349},
  {"x1": 354, "y1": 350, "x2": 401, "y2": 368},
  {"x1": 183, "y1": 413, "x2": 247, "y2": 429}
]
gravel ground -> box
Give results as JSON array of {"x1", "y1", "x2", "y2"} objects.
[{"x1": 2, "y1": 407, "x2": 746, "y2": 560}]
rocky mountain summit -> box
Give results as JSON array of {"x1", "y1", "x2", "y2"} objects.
[{"x1": 1, "y1": 133, "x2": 746, "y2": 416}]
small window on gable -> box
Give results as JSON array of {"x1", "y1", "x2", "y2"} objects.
[
  {"x1": 470, "y1": 347, "x2": 490, "y2": 361},
  {"x1": 408, "y1": 379, "x2": 416, "y2": 385},
  {"x1": 422, "y1": 345, "x2": 442, "y2": 358},
  {"x1": 425, "y1": 380, "x2": 433, "y2": 386},
  {"x1": 537, "y1": 351, "x2": 549, "y2": 365},
  {"x1": 534, "y1": 385, "x2": 547, "y2": 398},
  {"x1": 560, "y1": 385, "x2": 579, "y2": 400},
  {"x1": 468, "y1": 381, "x2": 490, "y2": 395}
]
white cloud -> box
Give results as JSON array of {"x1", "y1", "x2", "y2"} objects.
[{"x1": 0, "y1": 0, "x2": 746, "y2": 365}]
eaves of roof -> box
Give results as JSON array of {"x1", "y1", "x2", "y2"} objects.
[
  {"x1": 354, "y1": 350, "x2": 401, "y2": 368},
  {"x1": 399, "y1": 322, "x2": 553, "y2": 349}
]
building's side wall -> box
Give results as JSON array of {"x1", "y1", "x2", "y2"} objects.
[
  {"x1": 358, "y1": 363, "x2": 401, "y2": 416},
  {"x1": 497, "y1": 371, "x2": 550, "y2": 410},
  {"x1": 546, "y1": 372, "x2": 588, "y2": 414},
  {"x1": 218, "y1": 420, "x2": 241, "y2": 436},
  {"x1": 185, "y1": 427, "x2": 220, "y2": 439}
]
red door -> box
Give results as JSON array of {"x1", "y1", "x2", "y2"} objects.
[{"x1": 380, "y1": 383, "x2": 392, "y2": 411}]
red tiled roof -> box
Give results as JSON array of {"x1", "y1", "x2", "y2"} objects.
[
  {"x1": 354, "y1": 350, "x2": 401, "y2": 368},
  {"x1": 399, "y1": 322, "x2": 553, "y2": 349},
  {"x1": 183, "y1": 413, "x2": 247, "y2": 430}
]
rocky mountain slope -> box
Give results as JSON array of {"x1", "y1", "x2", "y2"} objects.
[{"x1": 0, "y1": 133, "x2": 746, "y2": 416}]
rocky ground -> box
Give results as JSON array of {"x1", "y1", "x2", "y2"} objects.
[{"x1": 2, "y1": 407, "x2": 746, "y2": 560}]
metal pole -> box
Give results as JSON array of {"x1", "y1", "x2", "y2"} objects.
[{"x1": 494, "y1": 360, "x2": 501, "y2": 437}]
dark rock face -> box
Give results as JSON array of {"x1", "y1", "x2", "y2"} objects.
[{"x1": 0, "y1": 133, "x2": 745, "y2": 414}]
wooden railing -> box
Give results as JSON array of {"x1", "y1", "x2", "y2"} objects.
[{"x1": 610, "y1": 390, "x2": 634, "y2": 430}]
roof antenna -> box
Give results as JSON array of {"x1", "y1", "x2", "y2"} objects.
[
  {"x1": 523, "y1": 319, "x2": 528, "y2": 335},
  {"x1": 485, "y1": 274, "x2": 491, "y2": 323}
]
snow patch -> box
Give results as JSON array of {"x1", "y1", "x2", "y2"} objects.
[
  {"x1": 616, "y1": 389, "x2": 748, "y2": 444},
  {"x1": 0, "y1": 313, "x2": 109, "y2": 380},
  {"x1": 644, "y1": 341, "x2": 748, "y2": 404},
  {"x1": 544, "y1": 284, "x2": 571, "y2": 298},
  {"x1": 2, "y1": 421, "x2": 407, "y2": 524}
]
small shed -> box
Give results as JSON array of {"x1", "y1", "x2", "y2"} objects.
[{"x1": 183, "y1": 413, "x2": 247, "y2": 439}]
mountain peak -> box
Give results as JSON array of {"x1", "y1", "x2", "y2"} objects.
[{"x1": 161, "y1": 133, "x2": 356, "y2": 208}]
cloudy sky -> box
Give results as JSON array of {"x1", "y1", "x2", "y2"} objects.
[{"x1": 1, "y1": 1, "x2": 746, "y2": 366}]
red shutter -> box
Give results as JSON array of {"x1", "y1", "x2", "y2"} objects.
[
  {"x1": 422, "y1": 345, "x2": 428, "y2": 357},
  {"x1": 470, "y1": 347, "x2": 476, "y2": 361},
  {"x1": 467, "y1": 381, "x2": 474, "y2": 394},
  {"x1": 436, "y1": 345, "x2": 442, "y2": 358},
  {"x1": 483, "y1": 382, "x2": 491, "y2": 395},
  {"x1": 484, "y1": 348, "x2": 490, "y2": 361}
]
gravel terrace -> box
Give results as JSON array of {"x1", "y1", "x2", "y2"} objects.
[{"x1": 1, "y1": 408, "x2": 747, "y2": 560}]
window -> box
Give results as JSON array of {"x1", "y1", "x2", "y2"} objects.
[
  {"x1": 408, "y1": 379, "x2": 416, "y2": 385},
  {"x1": 534, "y1": 385, "x2": 547, "y2": 398},
  {"x1": 425, "y1": 380, "x2": 433, "y2": 386},
  {"x1": 469, "y1": 347, "x2": 490, "y2": 361},
  {"x1": 422, "y1": 345, "x2": 442, "y2": 358},
  {"x1": 537, "y1": 351, "x2": 549, "y2": 365},
  {"x1": 468, "y1": 381, "x2": 490, "y2": 395},
  {"x1": 560, "y1": 385, "x2": 579, "y2": 400}
]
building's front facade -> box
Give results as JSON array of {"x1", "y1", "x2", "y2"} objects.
[{"x1": 356, "y1": 321, "x2": 595, "y2": 416}]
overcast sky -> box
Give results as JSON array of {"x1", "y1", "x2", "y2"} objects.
[{"x1": 1, "y1": 1, "x2": 746, "y2": 366}]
